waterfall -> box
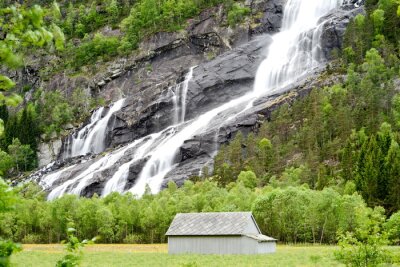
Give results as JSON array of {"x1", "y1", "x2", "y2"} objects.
[
  {"x1": 101, "y1": 132, "x2": 162, "y2": 196},
  {"x1": 62, "y1": 98, "x2": 125, "y2": 159},
  {"x1": 48, "y1": 142, "x2": 132, "y2": 200},
  {"x1": 39, "y1": 165, "x2": 76, "y2": 190},
  {"x1": 172, "y1": 66, "x2": 195, "y2": 124},
  {"x1": 43, "y1": 0, "x2": 345, "y2": 199},
  {"x1": 254, "y1": 0, "x2": 344, "y2": 96}
]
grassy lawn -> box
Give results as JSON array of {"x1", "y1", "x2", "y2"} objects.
[{"x1": 10, "y1": 244, "x2": 400, "y2": 267}]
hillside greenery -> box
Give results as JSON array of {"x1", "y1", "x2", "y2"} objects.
[
  {"x1": 1, "y1": 0, "x2": 251, "y2": 72},
  {"x1": 213, "y1": 0, "x2": 400, "y2": 214}
]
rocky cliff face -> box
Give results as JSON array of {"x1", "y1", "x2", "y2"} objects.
[
  {"x1": 30, "y1": 1, "x2": 364, "y2": 197},
  {"x1": 33, "y1": 0, "x2": 286, "y2": 166}
]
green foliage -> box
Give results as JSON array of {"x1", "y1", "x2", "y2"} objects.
[
  {"x1": 0, "y1": 151, "x2": 13, "y2": 177},
  {"x1": 0, "y1": 180, "x2": 21, "y2": 267},
  {"x1": 68, "y1": 33, "x2": 119, "y2": 70},
  {"x1": 385, "y1": 211, "x2": 400, "y2": 245},
  {"x1": 0, "y1": 106, "x2": 38, "y2": 175},
  {"x1": 335, "y1": 207, "x2": 393, "y2": 266},
  {"x1": 0, "y1": 3, "x2": 63, "y2": 107},
  {"x1": 106, "y1": 0, "x2": 121, "y2": 26},
  {"x1": 0, "y1": 179, "x2": 15, "y2": 212},
  {"x1": 7, "y1": 138, "x2": 35, "y2": 173},
  {"x1": 252, "y1": 186, "x2": 368, "y2": 244},
  {"x1": 237, "y1": 171, "x2": 257, "y2": 189},
  {"x1": 372, "y1": 9, "x2": 385, "y2": 34},
  {"x1": 34, "y1": 89, "x2": 74, "y2": 137},
  {"x1": 0, "y1": 177, "x2": 387, "y2": 246},
  {"x1": 344, "y1": 0, "x2": 400, "y2": 63},
  {"x1": 0, "y1": 239, "x2": 21, "y2": 267},
  {"x1": 120, "y1": 0, "x2": 230, "y2": 51},
  {"x1": 227, "y1": 3, "x2": 250, "y2": 27},
  {"x1": 56, "y1": 225, "x2": 96, "y2": 267}
]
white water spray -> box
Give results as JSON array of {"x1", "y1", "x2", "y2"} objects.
[
  {"x1": 62, "y1": 99, "x2": 125, "y2": 159},
  {"x1": 254, "y1": 0, "x2": 344, "y2": 96},
  {"x1": 101, "y1": 133, "x2": 162, "y2": 196},
  {"x1": 172, "y1": 66, "x2": 195, "y2": 124}
]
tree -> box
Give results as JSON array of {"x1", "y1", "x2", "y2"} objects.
[
  {"x1": 385, "y1": 211, "x2": 400, "y2": 245},
  {"x1": 8, "y1": 138, "x2": 34, "y2": 172},
  {"x1": 19, "y1": 106, "x2": 38, "y2": 153},
  {"x1": 0, "y1": 179, "x2": 20, "y2": 267},
  {"x1": 0, "y1": 150, "x2": 12, "y2": 177},
  {"x1": 237, "y1": 171, "x2": 257, "y2": 189},
  {"x1": 106, "y1": 0, "x2": 120, "y2": 26}
]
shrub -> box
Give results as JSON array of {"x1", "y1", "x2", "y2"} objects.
[
  {"x1": 385, "y1": 211, "x2": 400, "y2": 245},
  {"x1": 21, "y1": 234, "x2": 42, "y2": 244},
  {"x1": 0, "y1": 239, "x2": 21, "y2": 267},
  {"x1": 123, "y1": 234, "x2": 144, "y2": 244},
  {"x1": 56, "y1": 226, "x2": 96, "y2": 267},
  {"x1": 335, "y1": 207, "x2": 393, "y2": 266},
  {"x1": 227, "y1": 3, "x2": 250, "y2": 27},
  {"x1": 69, "y1": 34, "x2": 119, "y2": 69}
]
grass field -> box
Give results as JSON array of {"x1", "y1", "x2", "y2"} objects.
[{"x1": 10, "y1": 244, "x2": 400, "y2": 267}]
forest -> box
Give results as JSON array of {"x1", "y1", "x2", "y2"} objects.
[{"x1": 1, "y1": 0, "x2": 400, "y2": 266}]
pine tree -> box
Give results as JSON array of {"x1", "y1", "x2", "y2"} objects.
[
  {"x1": 18, "y1": 107, "x2": 38, "y2": 153},
  {"x1": 385, "y1": 140, "x2": 400, "y2": 212},
  {"x1": 0, "y1": 104, "x2": 9, "y2": 124}
]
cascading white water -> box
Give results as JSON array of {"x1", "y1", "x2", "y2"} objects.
[
  {"x1": 254, "y1": 0, "x2": 344, "y2": 96},
  {"x1": 48, "y1": 141, "x2": 132, "y2": 200},
  {"x1": 129, "y1": 93, "x2": 254, "y2": 196},
  {"x1": 43, "y1": 0, "x2": 345, "y2": 199},
  {"x1": 101, "y1": 133, "x2": 162, "y2": 196},
  {"x1": 62, "y1": 98, "x2": 125, "y2": 159},
  {"x1": 172, "y1": 66, "x2": 195, "y2": 124},
  {"x1": 39, "y1": 165, "x2": 76, "y2": 190}
]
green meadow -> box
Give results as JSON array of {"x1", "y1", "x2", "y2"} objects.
[{"x1": 10, "y1": 244, "x2": 400, "y2": 267}]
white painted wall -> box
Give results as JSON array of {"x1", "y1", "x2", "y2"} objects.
[{"x1": 168, "y1": 236, "x2": 276, "y2": 254}]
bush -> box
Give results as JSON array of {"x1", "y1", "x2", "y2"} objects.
[
  {"x1": 227, "y1": 3, "x2": 250, "y2": 27},
  {"x1": 335, "y1": 207, "x2": 393, "y2": 266},
  {"x1": 34, "y1": 90, "x2": 74, "y2": 137},
  {"x1": 69, "y1": 34, "x2": 119, "y2": 69},
  {"x1": 0, "y1": 239, "x2": 21, "y2": 267},
  {"x1": 56, "y1": 226, "x2": 96, "y2": 267},
  {"x1": 385, "y1": 211, "x2": 400, "y2": 245},
  {"x1": 123, "y1": 234, "x2": 144, "y2": 244},
  {"x1": 21, "y1": 234, "x2": 42, "y2": 244}
]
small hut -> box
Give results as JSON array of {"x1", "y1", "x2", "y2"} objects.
[{"x1": 165, "y1": 212, "x2": 277, "y2": 254}]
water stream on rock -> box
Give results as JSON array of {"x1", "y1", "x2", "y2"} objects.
[
  {"x1": 41, "y1": 0, "x2": 344, "y2": 199},
  {"x1": 61, "y1": 98, "x2": 125, "y2": 159},
  {"x1": 172, "y1": 66, "x2": 195, "y2": 125}
]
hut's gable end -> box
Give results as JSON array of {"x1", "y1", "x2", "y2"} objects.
[{"x1": 244, "y1": 215, "x2": 261, "y2": 234}]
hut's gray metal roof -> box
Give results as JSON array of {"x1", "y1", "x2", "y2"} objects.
[
  {"x1": 245, "y1": 234, "x2": 277, "y2": 242},
  {"x1": 165, "y1": 212, "x2": 261, "y2": 236}
]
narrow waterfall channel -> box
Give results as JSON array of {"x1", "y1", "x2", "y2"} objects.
[{"x1": 41, "y1": 0, "x2": 345, "y2": 199}]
